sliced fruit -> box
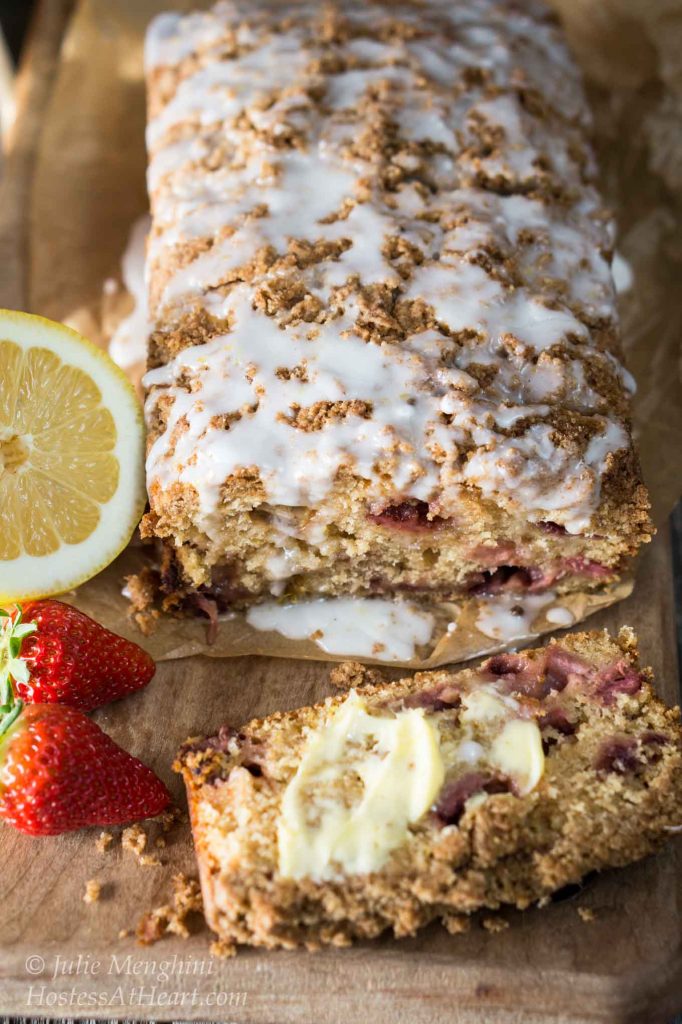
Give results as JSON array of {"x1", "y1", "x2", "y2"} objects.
[{"x1": 0, "y1": 310, "x2": 146, "y2": 601}]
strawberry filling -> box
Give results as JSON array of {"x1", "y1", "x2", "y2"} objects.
[
  {"x1": 562, "y1": 557, "x2": 614, "y2": 579},
  {"x1": 594, "y1": 659, "x2": 643, "y2": 703},
  {"x1": 484, "y1": 652, "x2": 549, "y2": 697},
  {"x1": 544, "y1": 646, "x2": 592, "y2": 689},
  {"x1": 537, "y1": 521, "x2": 569, "y2": 536},
  {"x1": 483, "y1": 645, "x2": 640, "y2": 706},
  {"x1": 467, "y1": 564, "x2": 551, "y2": 595},
  {"x1": 469, "y1": 541, "x2": 517, "y2": 566},
  {"x1": 483, "y1": 647, "x2": 589, "y2": 699},
  {"x1": 466, "y1": 557, "x2": 614, "y2": 596},
  {"x1": 595, "y1": 730, "x2": 669, "y2": 774},
  {"x1": 367, "y1": 500, "x2": 448, "y2": 531},
  {"x1": 191, "y1": 593, "x2": 219, "y2": 644},
  {"x1": 435, "y1": 772, "x2": 511, "y2": 826},
  {"x1": 386, "y1": 684, "x2": 461, "y2": 712},
  {"x1": 538, "y1": 705, "x2": 576, "y2": 737},
  {"x1": 594, "y1": 736, "x2": 640, "y2": 774}
]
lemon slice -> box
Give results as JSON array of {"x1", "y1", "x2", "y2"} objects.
[{"x1": 0, "y1": 310, "x2": 145, "y2": 601}]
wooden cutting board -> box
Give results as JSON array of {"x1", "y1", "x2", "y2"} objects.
[{"x1": 0, "y1": 4, "x2": 680, "y2": 1022}]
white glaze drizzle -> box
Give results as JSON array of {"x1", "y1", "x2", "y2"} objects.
[
  {"x1": 474, "y1": 589, "x2": 556, "y2": 641},
  {"x1": 246, "y1": 596, "x2": 435, "y2": 661},
  {"x1": 143, "y1": 0, "x2": 633, "y2": 541},
  {"x1": 545, "y1": 605, "x2": 575, "y2": 626}
]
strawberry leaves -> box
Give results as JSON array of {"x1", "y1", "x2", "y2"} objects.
[{"x1": 0, "y1": 606, "x2": 36, "y2": 736}]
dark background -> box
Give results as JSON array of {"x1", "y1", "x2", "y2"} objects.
[{"x1": 1, "y1": 1, "x2": 32, "y2": 61}]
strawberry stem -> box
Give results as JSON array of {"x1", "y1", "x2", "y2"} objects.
[
  {"x1": 0, "y1": 605, "x2": 36, "y2": 703},
  {"x1": 0, "y1": 698, "x2": 23, "y2": 737}
]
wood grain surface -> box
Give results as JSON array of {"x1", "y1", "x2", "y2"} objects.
[
  {"x1": 0, "y1": 534, "x2": 679, "y2": 1024},
  {"x1": 0, "y1": 4, "x2": 680, "y2": 1023}
]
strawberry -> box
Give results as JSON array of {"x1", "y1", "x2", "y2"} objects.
[
  {"x1": 0, "y1": 702, "x2": 170, "y2": 836},
  {"x1": 0, "y1": 601, "x2": 155, "y2": 711}
]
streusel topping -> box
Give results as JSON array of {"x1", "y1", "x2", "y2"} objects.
[{"x1": 144, "y1": 0, "x2": 633, "y2": 538}]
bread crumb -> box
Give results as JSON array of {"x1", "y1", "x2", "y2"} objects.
[
  {"x1": 83, "y1": 880, "x2": 101, "y2": 904},
  {"x1": 173, "y1": 872, "x2": 203, "y2": 915},
  {"x1": 136, "y1": 905, "x2": 173, "y2": 945},
  {"x1": 122, "y1": 824, "x2": 161, "y2": 865},
  {"x1": 118, "y1": 928, "x2": 131, "y2": 939},
  {"x1": 139, "y1": 853, "x2": 162, "y2": 868},
  {"x1": 577, "y1": 907, "x2": 596, "y2": 922},
  {"x1": 158, "y1": 805, "x2": 185, "y2": 833},
  {"x1": 122, "y1": 823, "x2": 147, "y2": 858},
  {"x1": 210, "y1": 938, "x2": 236, "y2": 958},
  {"x1": 329, "y1": 661, "x2": 385, "y2": 690},
  {"x1": 135, "y1": 873, "x2": 204, "y2": 946},
  {"x1": 442, "y1": 914, "x2": 471, "y2": 935},
  {"x1": 482, "y1": 916, "x2": 509, "y2": 933},
  {"x1": 96, "y1": 830, "x2": 114, "y2": 853}
]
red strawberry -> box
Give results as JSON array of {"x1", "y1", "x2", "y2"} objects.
[
  {"x1": 0, "y1": 703, "x2": 170, "y2": 836},
  {"x1": 0, "y1": 601, "x2": 155, "y2": 711}
]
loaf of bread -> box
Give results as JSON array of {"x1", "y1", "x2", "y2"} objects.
[{"x1": 142, "y1": 0, "x2": 652, "y2": 615}]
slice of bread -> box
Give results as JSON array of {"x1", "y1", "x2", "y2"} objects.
[{"x1": 176, "y1": 629, "x2": 681, "y2": 952}]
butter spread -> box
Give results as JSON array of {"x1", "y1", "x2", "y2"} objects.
[
  {"x1": 460, "y1": 688, "x2": 515, "y2": 723},
  {"x1": 489, "y1": 719, "x2": 545, "y2": 795},
  {"x1": 457, "y1": 686, "x2": 545, "y2": 796},
  {"x1": 277, "y1": 690, "x2": 444, "y2": 880},
  {"x1": 277, "y1": 682, "x2": 545, "y2": 881}
]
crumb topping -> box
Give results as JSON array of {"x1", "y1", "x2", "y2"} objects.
[
  {"x1": 135, "y1": 873, "x2": 204, "y2": 944},
  {"x1": 83, "y1": 879, "x2": 102, "y2": 904},
  {"x1": 96, "y1": 830, "x2": 114, "y2": 852},
  {"x1": 122, "y1": 823, "x2": 162, "y2": 867},
  {"x1": 144, "y1": 0, "x2": 638, "y2": 539}
]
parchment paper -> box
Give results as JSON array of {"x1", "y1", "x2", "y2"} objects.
[{"x1": 24, "y1": 0, "x2": 682, "y2": 668}]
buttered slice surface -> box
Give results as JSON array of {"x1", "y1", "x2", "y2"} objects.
[
  {"x1": 277, "y1": 684, "x2": 544, "y2": 881},
  {"x1": 278, "y1": 691, "x2": 445, "y2": 881},
  {"x1": 0, "y1": 310, "x2": 145, "y2": 601},
  {"x1": 178, "y1": 632, "x2": 682, "y2": 953}
]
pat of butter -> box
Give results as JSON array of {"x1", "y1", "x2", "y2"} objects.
[
  {"x1": 277, "y1": 691, "x2": 445, "y2": 881},
  {"x1": 489, "y1": 719, "x2": 545, "y2": 795},
  {"x1": 460, "y1": 688, "x2": 515, "y2": 723}
]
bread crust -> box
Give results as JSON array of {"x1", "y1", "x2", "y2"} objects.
[{"x1": 176, "y1": 628, "x2": 682, "y2": 952}]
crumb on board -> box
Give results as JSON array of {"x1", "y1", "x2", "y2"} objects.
[
  {"x1": 83, "y1": 880, "x2": 101, "y2": 904},
  {"x1": 577, "y1": 907, "x2": 596, "y2": 922},
  {"x1": 140, "y1": 853, "x2": 163, "y2": 867},
  {"x1": 107, "y1": 808, "x2": 184, "y2": 868},
  {"x1": 122, "y1": 823, "x2": 161, "y2": 866},
  {"x1": 481, "y1": 916, "x2": 509, "y2": 933},
  {"x1": 159, "y1": 805, "x2": 185, "y2": 832},
  {"x1": 96, "y1": 830, "x2": 114, "y2": 853},
  {"x1": 210, "y1": 938, "x2": 236, "y2": 959},
  {"x1": 442, "y1": 914, "x2": 471, "y2": 935},
  {"x1": 122, "y1": 823, "x2": 147, "y2": 857},
  {"x1": 328, "y1": 661, "x2": 385, "y2": 690},
  {"x1": 134, "y1": 874, "x2": 204, "y2": 946}
]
